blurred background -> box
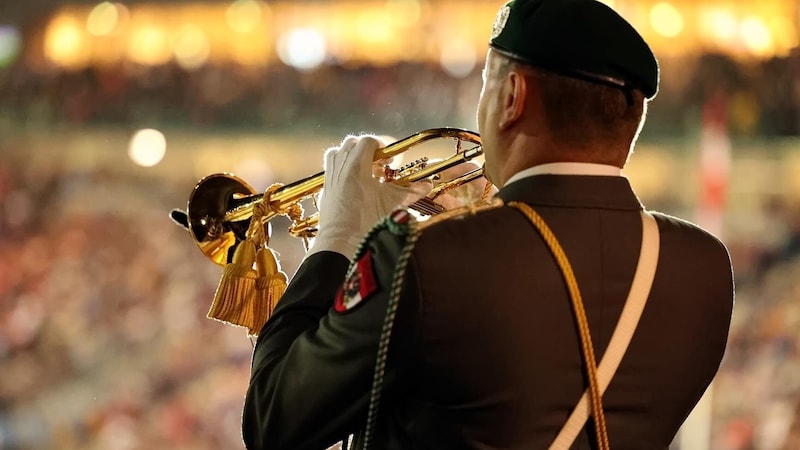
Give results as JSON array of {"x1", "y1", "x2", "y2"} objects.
[{"x1": 0, "y1": 0, "x2": 799, "y2": 449}]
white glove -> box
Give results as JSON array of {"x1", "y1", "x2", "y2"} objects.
[{"x1": 306, "y1": 134, "x2": 432, "y2": 259}]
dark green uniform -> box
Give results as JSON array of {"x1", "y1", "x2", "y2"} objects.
[{"x1": 242, "y1": 174, "x2": 734, "y2": 450}]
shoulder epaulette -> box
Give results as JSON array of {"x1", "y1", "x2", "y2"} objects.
[{"x1": 418, "y1": 197, "x2": 505, "y2": 230}]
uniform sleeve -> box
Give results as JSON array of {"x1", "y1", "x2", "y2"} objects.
[{"x1": 242, "y1": 230, "x2": 420, "y2": 450}]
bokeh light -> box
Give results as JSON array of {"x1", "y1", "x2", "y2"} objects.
[
  {"x1": 386, "y1": 0, "x2": 421, "y2": 27},
  {"x1": 173, "y1": 24, "x2": 210, "y2": 70},
  {"x1": 0, "y1": 25, "x2": 21, "y2": 67},
  {"x1": 768, "y1": 17, "x2": 797, "y2": 56},
  {"x1": 701, "y1": 9, "x2": 738, "y2": 44},
  {"x1": 650, "y1": 2, "x2": 684, "y2": 38},
  {"x1": 127, "y1": 25, "x2": 171, "y2": 66},
  {"x1": 226, "y1": 0, "x2": 263, "y2": 34},
  {"x1": 440, "y1": 38, "x2": 477, "y2": 79},
  {"x1": 44, "y1": 14, "x2": 91, "y2": 68},
  {"x1": 233, "y1": 157, "x2": 273, "y2": 192},
  {"x1": 128, "y1": 129, "x2": 167, "y2": 167},
  {"x1": 277, "y1": 28, "x2": 326, "y2": 70},
  {"x1": 86, "y1": 2, "x2": 120, "y2": 36},
  {"x1": 357, "y1": 7, "x2": 394, "y2": 43},
  {"x1": 741, "y1": 16, "x2": 774, "y2": 56}
]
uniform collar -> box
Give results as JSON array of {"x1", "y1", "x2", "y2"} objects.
[
  {"x1": 503, "y1": 162, "x2": 622, "y2": 187},
  {"x1": 497, "y1": 172, "x2": 643, "y2": 211}
]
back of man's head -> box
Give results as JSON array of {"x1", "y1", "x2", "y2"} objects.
[
  {"x1": 487, "y1": 0, "x2": 657, "y2": 161},
  {"x1": 533, "y1": 66, "x2": 647, "y2": 157}
]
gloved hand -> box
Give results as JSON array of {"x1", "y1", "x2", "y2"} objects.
[{"x1": 306, "y1": 134, "x2": 432, "y2": 259}]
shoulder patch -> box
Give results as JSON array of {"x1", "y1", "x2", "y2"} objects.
[
  {"x1": 418, "y1": 198, "x2": 505, "y2": 230},
  {"x1": 334, "y1": 250, "x2": 379, "y2": 313},
  {"x1": 381, "y1": 207, "x2": 416, "y2": 236},
  {"x1": 389, "y1": 208, "x2": 411, "y2": 225}
]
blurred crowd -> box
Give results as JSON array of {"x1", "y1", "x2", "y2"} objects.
[
  {"x1": 0, "y1": 60, "x2": 482, "y2": 135},
  {"x1": 1, "y1": 48, "x2": 800, "y2": 137},
  {"x1": 0, "y1": 154, "x2": 268, "y2": 449},
  {"x1": 713, "y1": 253, "x2": 800, "y2": 449},
  {"x1": 0, "y1": 134, "x2": 798, "y2": 450},
  {"x1": 1, "y1": 50, "x2": 800, "y2": 449}
]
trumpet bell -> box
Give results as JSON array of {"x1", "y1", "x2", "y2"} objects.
[{"x1": 188, "y1": 173, "x2": 257, "y2": 265}]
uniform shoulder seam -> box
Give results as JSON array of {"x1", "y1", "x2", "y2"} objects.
[{"x1": 417, "y1": 198, "x2": 505, "y2": 231}]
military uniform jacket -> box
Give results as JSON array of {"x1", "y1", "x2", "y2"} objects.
[{"x1": 242, "y1": 174, "x2": 735, "y2": 450}]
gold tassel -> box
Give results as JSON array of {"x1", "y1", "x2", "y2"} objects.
[
  {"x1": 207, "y1": 241, "x2": 258, "y2": 329},
  {"x1": 249, "y1": 247, "x2": 288, "y2": 337}
]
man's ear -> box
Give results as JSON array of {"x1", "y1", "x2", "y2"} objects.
[{"x1": 498, "y1": 70, "x2": 527, "y2": 130}]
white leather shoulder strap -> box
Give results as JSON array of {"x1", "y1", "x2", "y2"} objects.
[{"x1": 549, "y1": 211, "x2": 660, "y2": 450}]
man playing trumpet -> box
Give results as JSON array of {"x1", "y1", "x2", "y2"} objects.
[{"x1": 241, "y1": 1, "x2": 735, "y2": 449}]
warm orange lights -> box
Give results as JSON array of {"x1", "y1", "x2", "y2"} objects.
[
  {"x1": 86, "y1": 2, "x2": 128, "y2": 37},
  {"x1": 701, "y1": 9, "x2": 739, "y2": 43},
  {"x1": 356, "y1": 8, "x2": 395, "y2": 43},
  {"x1": 128, "y1": 25, "x2": 171, "y2": 66},
  {"x1": 697, "y1": 4, "x2": 795, "y2": 58},
  {"x1": 173, "y1": 25, "x2": 211, "y2": 70},
  {"x1": 38, "y1": 0, "x2": 800, "y2": 73},
  {"x1": 226, "y1": 0, "x2": 266, "y2": 34},
  {"x1": 44, "y1": 13, "x2": 91, "y2": 69},
  {"x1": 740, "y1": 16, "x2": 774, "y2": 56},
  {"x1": 650, "y1": 2, "x2": 685, "y2": 38},
  {"x1": 386, "y1": 0, "x2": 422, "y2": 28}
]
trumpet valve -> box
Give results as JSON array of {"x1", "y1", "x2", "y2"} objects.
[{"x1": 383, "y1": 157, "x2": 429, "y2": 182}]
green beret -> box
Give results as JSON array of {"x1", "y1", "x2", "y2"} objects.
[{"x1": 489, "y1": 0, "x2": 659, "y2": 99}]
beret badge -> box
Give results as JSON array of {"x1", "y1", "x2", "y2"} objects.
[{"x1": 491, "y1": 5, "x2": 511, "y2": 40}]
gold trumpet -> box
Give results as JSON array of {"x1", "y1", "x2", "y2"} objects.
[{"x1": 173, "y1": 127, "x2": 485, "y2": 266}]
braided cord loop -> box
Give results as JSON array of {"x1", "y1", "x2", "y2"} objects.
[
  {"x1": 354, "y1": 212, "x2": 420, "y2": 450},
  {"x1": 508, "y1": 201, "x2": 610, "y2": 450}
]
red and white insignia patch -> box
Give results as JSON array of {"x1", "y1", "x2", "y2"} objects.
[
  {"x1": 390, "y1": 209, "x2": 410, "y2": 224},
  {"x1": 334, "y1": 251, "x2": 379, "y2": 313}
]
